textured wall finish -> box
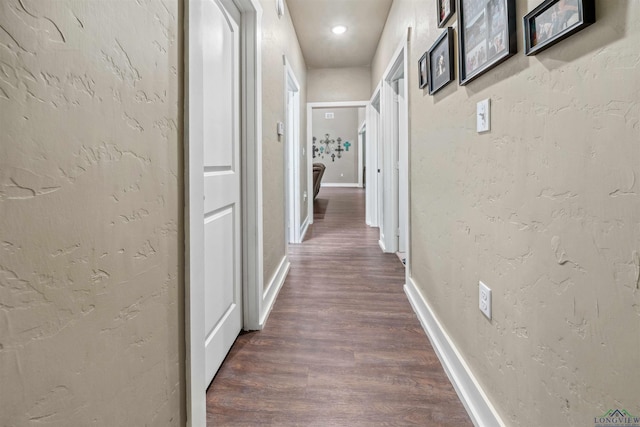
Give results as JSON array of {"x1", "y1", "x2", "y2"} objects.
[
  {"x1": 260, "y1": 0, "x2": 307, "y2": 286},
  {"x1": 307, "y1": 67, "x2": 371, "y2": 103},
  {"x1": 0, "y1": 0, "x2": 184, "y2": 425},
  {"x1": 373, "y1": 0, "x2": 640, "y2": 426}
]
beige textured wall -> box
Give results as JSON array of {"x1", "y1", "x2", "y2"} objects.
[
  {"x1": 373, "y1": 1, "x2": 640, "y2": 425},
  {"x1": 0, "y1": 0, "x2": 184, "y2": 425},
  {"x1": 307, "y1": 67, "x2": 371, "y2": 102},
  {"x1": 261, "y1": 0, "x2": 307, "y2": 285}
]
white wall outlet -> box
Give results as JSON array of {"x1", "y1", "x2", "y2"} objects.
[
  {"x1": 479, "y1": 281, "x2": 492, "y2": 320},
  {"x1": 477, "y1": 98, "x2": 490, "y2": 133}
]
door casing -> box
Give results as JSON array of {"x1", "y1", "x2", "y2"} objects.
[{"x1": 368, "y1": 86, "x2": 381, "y2": 229}]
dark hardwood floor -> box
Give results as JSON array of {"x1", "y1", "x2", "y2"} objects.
[{"x1": 206, "y1": 187, "x2": 472, "y2": 426}]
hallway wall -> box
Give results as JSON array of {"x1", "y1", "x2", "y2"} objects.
[
  {"x1": 372, "y1": 1, "x2": 640, "y2": 425},
  {"x1": 307, "y1": 67, "x2": 371, "y2": 102},
  {"x1": 0, "y1": 0, "x2": 184, "y2": 425},
  {"x1": 260, "y1": 0, "x2": 307, "y2": 292}
]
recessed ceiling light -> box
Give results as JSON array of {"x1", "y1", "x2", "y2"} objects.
[{"x1": 332, "y1": 25, "x2": 347, "y2": 35}]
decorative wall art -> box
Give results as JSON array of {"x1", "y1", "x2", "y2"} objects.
[
  {"x1": 523, "y1": 0, "x2": 595, "y2": 56},
  {"x1": 427, "y1": 28, "x2": 455, "y2": 95},
  {"x1": 418, "y1": 52, "x2": 428, "y2": 89},
  {"x1": 438, "y1": 0, "x2": 456, "y2": 27},
  {"x1": 312, "y1": 134, "x2": 351, "y2": 162},
  {"x1": 457, "y1": 0, "x2": 517, "y2": 85}
]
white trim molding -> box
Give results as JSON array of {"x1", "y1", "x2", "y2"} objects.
[
  {"x1": 367, "y1": 83, "x2": 381, "y2": 228},
  {"x1": 237, "y1": 0, "x2": 264, "y2": 333},
  {"x1": 260, "y1": 255, "x2": 290, "y2": 327},
  {"x1": 404, "y1": 278, "x2": 505, "y2": 427},
  {"x1": 321, "y1": 183, "x2": 360, "y2": 188},
  {"x1": 357, "y1": 120, "x2": 366, "y2": 188}
]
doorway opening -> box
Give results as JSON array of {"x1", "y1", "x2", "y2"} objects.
[
  {"x1": 378, "y1": 34, "x2": 409, "y2": 275},
  {"x1": 285, "y1": 57, "x2": 302, "y2": 244},
  {"x1": 306, "y1": 101, "x2": 368, "y2": 223}
]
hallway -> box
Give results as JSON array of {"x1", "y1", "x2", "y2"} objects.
[{"x1": 206, "y1": 188, "x2": 472, "y2": 426}]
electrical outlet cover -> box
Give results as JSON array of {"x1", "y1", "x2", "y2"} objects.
[{"x1": 479, "y1": 281, "x2": 492, "y2": 320}]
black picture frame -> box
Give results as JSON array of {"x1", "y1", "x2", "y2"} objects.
[
  {"x1": 437, "y1": 0, "x2": 456, "y2": 27},
  {"x1": 523, "y1": 0, "x2": 595, "y2": 56},
  {"x1": 427, "y1": 28, "x2": 455, "y2": 95},
  {"x1": 418, "y1": 52, "x2": 428, "y2": 89},
  {"x1": 457, "y1": 0, "x2": 517, "y2": 85}
]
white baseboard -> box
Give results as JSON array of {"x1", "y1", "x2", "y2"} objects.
[
  {"x1": 321, "y1": 183, "x2": 359, "y2": 188},
  {"x1": 404, "y1": 278, "x2": 505, "y2": 427},
  {"x1": 378, "y1": 239, "x2": 386, "y2": 252},
  {"x1": 300, "y1": 215, "x2": 310, "y2": 242},
  {"x1": 260, "y1": 255, "x2": 290, "y2": 328}
]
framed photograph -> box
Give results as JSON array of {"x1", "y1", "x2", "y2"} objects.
[
  {"x1": 427, "y1": 28, "x2": 455, "y2": 95},
  {"x1": 457, "y1": 0, "x2": 517, "y2": 85},
  {"x1": 523, "y1": 0, "x2": 595, "y2": 56},
  {"x1": 438, "y1": 0, "x2": 456, "y2": 27},
  {"x1": 418, "y1": 52, "x2": 428, "y2": 89}
]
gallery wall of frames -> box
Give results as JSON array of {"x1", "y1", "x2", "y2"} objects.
[{"x1": 420, "y1": 0, "x2": 596, "y2": 94}]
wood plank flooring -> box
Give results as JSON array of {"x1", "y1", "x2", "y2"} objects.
[{"x1": 206, "y1": 187, "x2": 472, "y2": 426}]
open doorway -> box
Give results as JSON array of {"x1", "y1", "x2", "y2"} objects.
[
  {"x1": 284, "y1": 57, "x2": 302, "y2": 244},
  {"x1": 377, "y1": 35, "x2": 409, "y2": 270},
  {"x1": 306, "y1": 101, "x2": 368, "y2": 225}
]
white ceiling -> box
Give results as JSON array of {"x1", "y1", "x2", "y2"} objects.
[{"x1": 286, "y1": 0, "x2": 394, "y2": 69}]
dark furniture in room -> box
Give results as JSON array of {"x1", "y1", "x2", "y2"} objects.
[{"x1": 312, "y1": 163, "x2": 326, "y2": 199}]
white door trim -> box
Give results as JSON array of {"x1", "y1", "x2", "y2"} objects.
[
  {"x1": 184, "y1": 0, "x2": 263, "y2": 426},
  {"x1": 284, "y1": 56, "x2": 301, "y2": 244},
  {"x1": 367, "y1": 84, "x2": 381, "y2": 228},
  {"x1": 357, "y1": 121, "x2": 366, "y2": 189},
  {"x1": 306, "y1": 101, "x2": 368, "y2": 222}
]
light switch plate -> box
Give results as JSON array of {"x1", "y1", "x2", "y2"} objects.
[
  {"x1": 477, "y1": 99, "x2": 490, "y2": 133},
  {"x1": 277, "y1": 121, "x2": 284, "y2": 136}
]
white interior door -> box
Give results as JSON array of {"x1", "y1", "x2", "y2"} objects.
[{"x1": 202, "y1": 0, "x2": 242, "y2": 385}]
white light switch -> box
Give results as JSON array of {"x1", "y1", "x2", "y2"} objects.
[{"x1": 477, "y1": 99, "x2": 490, "y2": 133}]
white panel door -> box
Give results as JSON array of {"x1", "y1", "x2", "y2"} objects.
[{"x1": 202, "y1": 0, "x2": 242, "y2": 385}]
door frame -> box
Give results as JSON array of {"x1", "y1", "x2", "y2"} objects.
[
  {"x1": 184, "y1": 0, "x2": 263, "y2": 426},
  {"x1": 366, "y1": 84, "x2": 381, "y2": 228},
  {"x1": 284, "y1": 56, "x2": 302, "y2": 244},
  {"x1": 306, "y1": 101, "x2": 368, "y2": 221},
  {"x1": 379, "y1": 33, "x2": 409, "y2": 259},
  {"x1": 357, "y1": 120, "x2": 366, "y2": 189}
]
